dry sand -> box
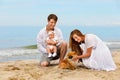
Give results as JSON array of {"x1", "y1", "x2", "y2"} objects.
[{"x1": 0, "y1": 51, "x2": 120, "y2": 80}]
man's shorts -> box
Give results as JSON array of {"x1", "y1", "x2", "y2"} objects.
[
  {"x1": 39, "y1": 42, "x2": 61, "y2": 64},
  {"x1": 39, "y1": 51, "x2": 60, "y2": 64}
]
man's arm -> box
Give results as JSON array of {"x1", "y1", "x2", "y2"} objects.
[
  {"x1": 55, "y1": 28, "x2": 64, "y2": 43},
  {"x1": 37, "y1": 31, "x2": 47, "y2": 54}
]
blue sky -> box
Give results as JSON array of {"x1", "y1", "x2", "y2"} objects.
[{"x1": 0, "y1": 0, "x2": 120, "y2": 26}]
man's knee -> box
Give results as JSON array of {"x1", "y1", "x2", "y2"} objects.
[
  {"x1": 40, "y1": 61, "x2": 49, "y2": 67},
  {"x1": 61, "y1": 41, "x2": 67, "y2": 47}
]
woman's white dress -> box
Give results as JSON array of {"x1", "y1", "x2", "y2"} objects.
[{"x1": 80, "y1": 34, "x2": 116, "y2": 71}]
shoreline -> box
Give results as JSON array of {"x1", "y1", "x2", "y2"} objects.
[{"x1": 0, "y1": 43, "x2": 120, "y2": 62}]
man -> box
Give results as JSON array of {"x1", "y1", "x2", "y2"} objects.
[{"x1": 37, "y1": 14, "x2": 67, "y2": 67}]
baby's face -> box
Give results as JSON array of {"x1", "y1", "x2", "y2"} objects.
[{"x1": 49, "y1": 33, "x2": 54, "y2": 38}]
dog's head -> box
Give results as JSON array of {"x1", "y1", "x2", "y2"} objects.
[{"x1": 67, "y1": 51, "x2": 77, "y2": 59}]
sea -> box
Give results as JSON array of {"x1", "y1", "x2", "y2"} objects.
[{"x1": 0, "y1": 26, "x2": 120, "y2": 62}]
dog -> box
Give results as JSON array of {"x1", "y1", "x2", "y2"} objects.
[{"x1": 59, "y1": 51, "x2": 78, "y2": 70}]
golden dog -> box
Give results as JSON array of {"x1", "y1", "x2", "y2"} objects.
[{"x1": 59, "y1": 51, "x2": 78, "y2": 70}]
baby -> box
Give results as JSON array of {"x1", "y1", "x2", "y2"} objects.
[{"x1": 46, "y1": 31, "x2": 59, "y2": 58}]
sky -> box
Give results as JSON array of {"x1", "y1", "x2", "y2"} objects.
[{"x1": 0, "y1": 0, "x2": 120, "y2": 26}]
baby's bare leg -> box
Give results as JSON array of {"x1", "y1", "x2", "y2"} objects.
[
  {"x1": 53, "y1": 46, "x2": 57, "y2": 53},
  {"x1": 46, "y1": 47, "x2": 52, "y2": 57}
]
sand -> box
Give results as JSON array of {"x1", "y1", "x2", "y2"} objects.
[{"x1": 0, "y1": 51, "x2": 120, "y2": 80}]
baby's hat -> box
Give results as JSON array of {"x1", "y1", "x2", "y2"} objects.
[{"x1": 48, "y1": 31, "x2": 55, "y2": 35}]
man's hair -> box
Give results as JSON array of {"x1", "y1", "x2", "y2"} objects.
[{"x1": 47, "y1": 14, "x2": 58, "y2": 22}]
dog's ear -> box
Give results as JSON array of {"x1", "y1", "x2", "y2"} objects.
[
  {"x1": 67, "y1": 51, "x2": 77, "y2": 59},
  {"x1": 72, "y1": 51, "x2": 77, "y2": 54},
  {"x1": 70, "y1": 51, "x2": 77, "y2": 55}
]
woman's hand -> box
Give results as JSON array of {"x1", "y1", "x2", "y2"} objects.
[{"x1": 72, "y1": 55, "x2": 79, "y2": 61}]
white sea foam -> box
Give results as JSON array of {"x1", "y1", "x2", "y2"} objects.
[
  {"x1": 105, "y1": 41, "x2": 120, "y2": 45},
  {"x1": 105, "y1": 41, "x2": 120, "y2": 48},
  {"x1": 0, "y1": 48, "x2": 39, "y2": 57}
]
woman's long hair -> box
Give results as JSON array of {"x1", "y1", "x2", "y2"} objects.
[{"x1": 69, "y1": 29, "x2": 84, "y2": 55}]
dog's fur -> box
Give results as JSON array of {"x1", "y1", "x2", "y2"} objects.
[{"x1": 59, "y1": 51, "x2": 78, "y2": 70}]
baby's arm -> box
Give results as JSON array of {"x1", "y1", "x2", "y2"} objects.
[
  {"x1": 46, "y1": 38, "x2": 51, "y2": 45},
  {"x1": 54, "y1": 37, "x2": 60, "y2": 46},
  {"x1": 47, "y1": 38, "x2": 57, "y2": 45}
]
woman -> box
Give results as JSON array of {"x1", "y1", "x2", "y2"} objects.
[{"x1": 69, "y1": 29, "x2": 116, "y2": 71}]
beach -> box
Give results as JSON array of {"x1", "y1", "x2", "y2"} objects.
[
  {"x1": 0, "y1": 50, "x2": 120, "y2": 80},
  {"x1": 1, "y1": 0, "x2": 120, "y2": 79}
]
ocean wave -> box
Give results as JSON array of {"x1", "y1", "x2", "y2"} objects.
[
  {"x1": 105, "y1": 41, "x2": 120, "y2": 45},
  {"x1": 104, "y1": 41, "x2": 120, "y2": 50},
  {"x1": 0, "y1": 48, "x2": 39, "y2": 57}
]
